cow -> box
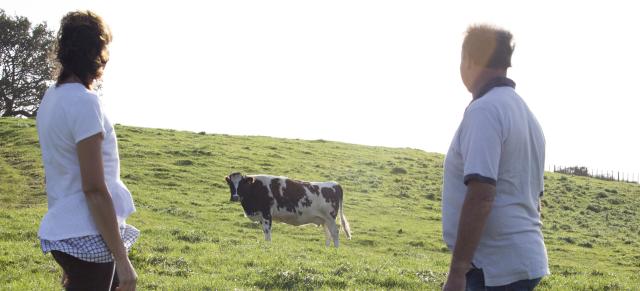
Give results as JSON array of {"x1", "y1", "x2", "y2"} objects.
[{"x1": 225, "y1": 172, "x2": 351, "y2": 247}]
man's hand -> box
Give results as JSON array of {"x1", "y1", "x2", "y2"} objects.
[
  {"x1": 442, "y1": 271, "x2": 466, "y2": 291},
  {"x1": 445, "y1": 180, "x2": 496, "y2": 291}
]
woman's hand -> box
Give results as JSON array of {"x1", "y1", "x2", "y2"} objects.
[
  {"x1": 77, "y1": 133, "x2": 137, "y2": 290},
  {"x1": 115, "y1": 256, "x2": 137, "y2": 291},
  {"x1": 61, "y1": 270, "x2": 69, "y2": 287}
]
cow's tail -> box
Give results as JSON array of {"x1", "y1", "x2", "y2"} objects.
[{"x1": 336, "y1": 185, "x2": 352, "y2": 240}]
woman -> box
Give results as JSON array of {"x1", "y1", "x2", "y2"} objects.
[{"x1": 36, "y1": 11, "x2": 138, "y2": 291}]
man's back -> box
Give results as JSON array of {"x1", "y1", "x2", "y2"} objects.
[{"x1": 442, "y1": 86, "x2": 549, "y2": 286}]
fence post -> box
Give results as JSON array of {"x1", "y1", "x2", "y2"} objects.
[{"x1": 551, "y1": 166, "x2": 640, "y2": 183}]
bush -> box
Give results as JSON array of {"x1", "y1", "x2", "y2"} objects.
[
  {"x1": 608, "y1": 198, "x2": 623, "y2": 205},
  {"x1": 556, "y1": 166, "x2": 589, "y2": 176},
  {"x1": 391, "y1": 167, "x2": 407, "y2": 174},
  {"x1": 176, "y1": 159, "x2": 194, "y2": 166},
  {"x1": 604, "y1": 188, "x2": 618, "y2": 194},
  {"x1": 587, "y1": 204, "x2": 602, "y2": 213},
  {"x1": 578, "y1": 241, "x2": 594, "y2": 248}
]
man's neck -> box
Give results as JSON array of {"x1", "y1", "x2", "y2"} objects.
[{"x1": 471, "y1": 70, "x2": 507, "y2": 98}]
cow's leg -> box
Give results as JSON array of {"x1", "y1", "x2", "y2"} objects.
[
  {"x1": 261, "y1": 212, "x2": 272, "y2": 241},
  {"x1": 325, "y1": 219, "x2": 340, "y2": 247},
  {"x1": 323, "y1": 224, "x2": 332, "y2": 247}
]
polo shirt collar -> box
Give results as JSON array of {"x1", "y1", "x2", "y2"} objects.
[{"x1": 473, "y1": 76, "x2": 516, "y2": 100}]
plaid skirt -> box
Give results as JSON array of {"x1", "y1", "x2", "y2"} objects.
[{"x1": 41, "y1": 224, "x2": 139, "y2": 263}]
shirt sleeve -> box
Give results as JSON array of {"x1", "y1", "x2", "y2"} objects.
[
  {"x1": 67, "y1": 93, "x2": 105, "y2": 143},
  {"x1": 459, "y1": 107, "x2": 503, "y2": 186}
]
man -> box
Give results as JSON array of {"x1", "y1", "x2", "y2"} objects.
[{"x1": 442, "y1": 25, "x2": 549, "y2": 291}]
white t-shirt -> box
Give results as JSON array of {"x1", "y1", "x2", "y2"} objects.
[
  {"x1": 442, "y1": 86, "x2": 549, "y2": 286},
  {"x1": 36, "y1": 83, "x2": 135, "y2": 240}
]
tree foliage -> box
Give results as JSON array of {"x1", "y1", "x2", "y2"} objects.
[{"x1": 0, "y1": 9, "x2": 55, "y2": 117}]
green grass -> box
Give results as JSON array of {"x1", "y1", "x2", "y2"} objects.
[{"x1": 1, "y1": 117, "x2": 639, "y2": 290}]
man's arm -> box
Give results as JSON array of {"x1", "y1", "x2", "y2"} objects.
[
  {"x1": 537, "y1": 190, "x2": 544, "y2": 214},
  {"x1": 443, "y1": 180, "x2": 496, "y2": 291}
]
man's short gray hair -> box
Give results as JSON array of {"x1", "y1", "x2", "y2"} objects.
[{"x1": 462, "y1": 24, "x2": 515, "y2": 69}]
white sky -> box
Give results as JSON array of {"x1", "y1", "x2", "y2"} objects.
[{"x1": 4, "y1": 1, "x2": 640, "y2": 178}]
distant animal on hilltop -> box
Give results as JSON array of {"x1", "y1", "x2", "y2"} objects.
[{"x1": 225, "y1": 172, "x2": 351, "y2": 247}]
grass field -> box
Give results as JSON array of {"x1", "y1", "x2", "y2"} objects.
[{"x1": 1, "y1": 117, "x2": 639, "y2": 290}]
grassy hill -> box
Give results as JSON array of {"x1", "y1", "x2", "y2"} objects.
[{"x1": 1, "y1": 117, "x2": 639, "y2": 290}]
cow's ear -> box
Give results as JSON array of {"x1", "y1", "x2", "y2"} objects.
[
  {"x1": 245, "y1": 177, "x2": 255, "y2": 184},
  {"x1": 225, "y1": 176, "x2": 231, "y2": 183}
]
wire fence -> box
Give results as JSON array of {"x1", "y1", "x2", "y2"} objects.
[{"x1": 549, "y1": 165, "x2": 640, "y2": 184}]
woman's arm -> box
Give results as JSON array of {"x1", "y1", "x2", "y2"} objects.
[{"x1": 77, "y1": 133, "x2": 137, "y2": 291}]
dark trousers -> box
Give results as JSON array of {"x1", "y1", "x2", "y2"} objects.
[
  {"x1": 466, "y1": 268, "x2": 541, "y2": 291},
  {"x1": 51, "y1": 251, "x2": 119, "y2": 291}
]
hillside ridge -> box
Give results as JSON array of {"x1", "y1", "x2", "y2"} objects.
[{"x1": 1, "y1": 117, "x2": 638, "y2": 290}]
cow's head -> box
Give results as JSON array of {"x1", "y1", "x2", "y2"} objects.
[{"x1": 225, "y1": 172, "x2": 254, "y2": 202}]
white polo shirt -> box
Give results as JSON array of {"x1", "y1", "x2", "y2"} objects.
[
  {"x1": 442, "y1": 86, "x2": 550, "y2": 286},
  {"x1": 36, "y1": 83, "x2": 135, "y2": 240}
]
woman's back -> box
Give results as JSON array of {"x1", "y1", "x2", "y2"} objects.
[{"x1": 36, "y1": 83, "x2": 135, "y2": 240}]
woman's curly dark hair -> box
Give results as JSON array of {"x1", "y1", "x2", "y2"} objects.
[{"x1": 55, "y1": 11, "x2": 112, "y2": 89}]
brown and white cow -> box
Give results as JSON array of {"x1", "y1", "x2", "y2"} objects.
[{"x1": 225, "y1": 172, "x2": 351, "y2": 247}]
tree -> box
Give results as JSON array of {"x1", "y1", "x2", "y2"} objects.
[
  {"x1": 556, "y1": 165, "x2": 589, "y2": 177},
  {"x1": 0, "y1": 9, "x2": 55, "y2": 117}
]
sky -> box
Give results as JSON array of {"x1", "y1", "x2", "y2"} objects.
[{"x1": 4, "y1": 1, "x2": 640, "y2": 179}]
